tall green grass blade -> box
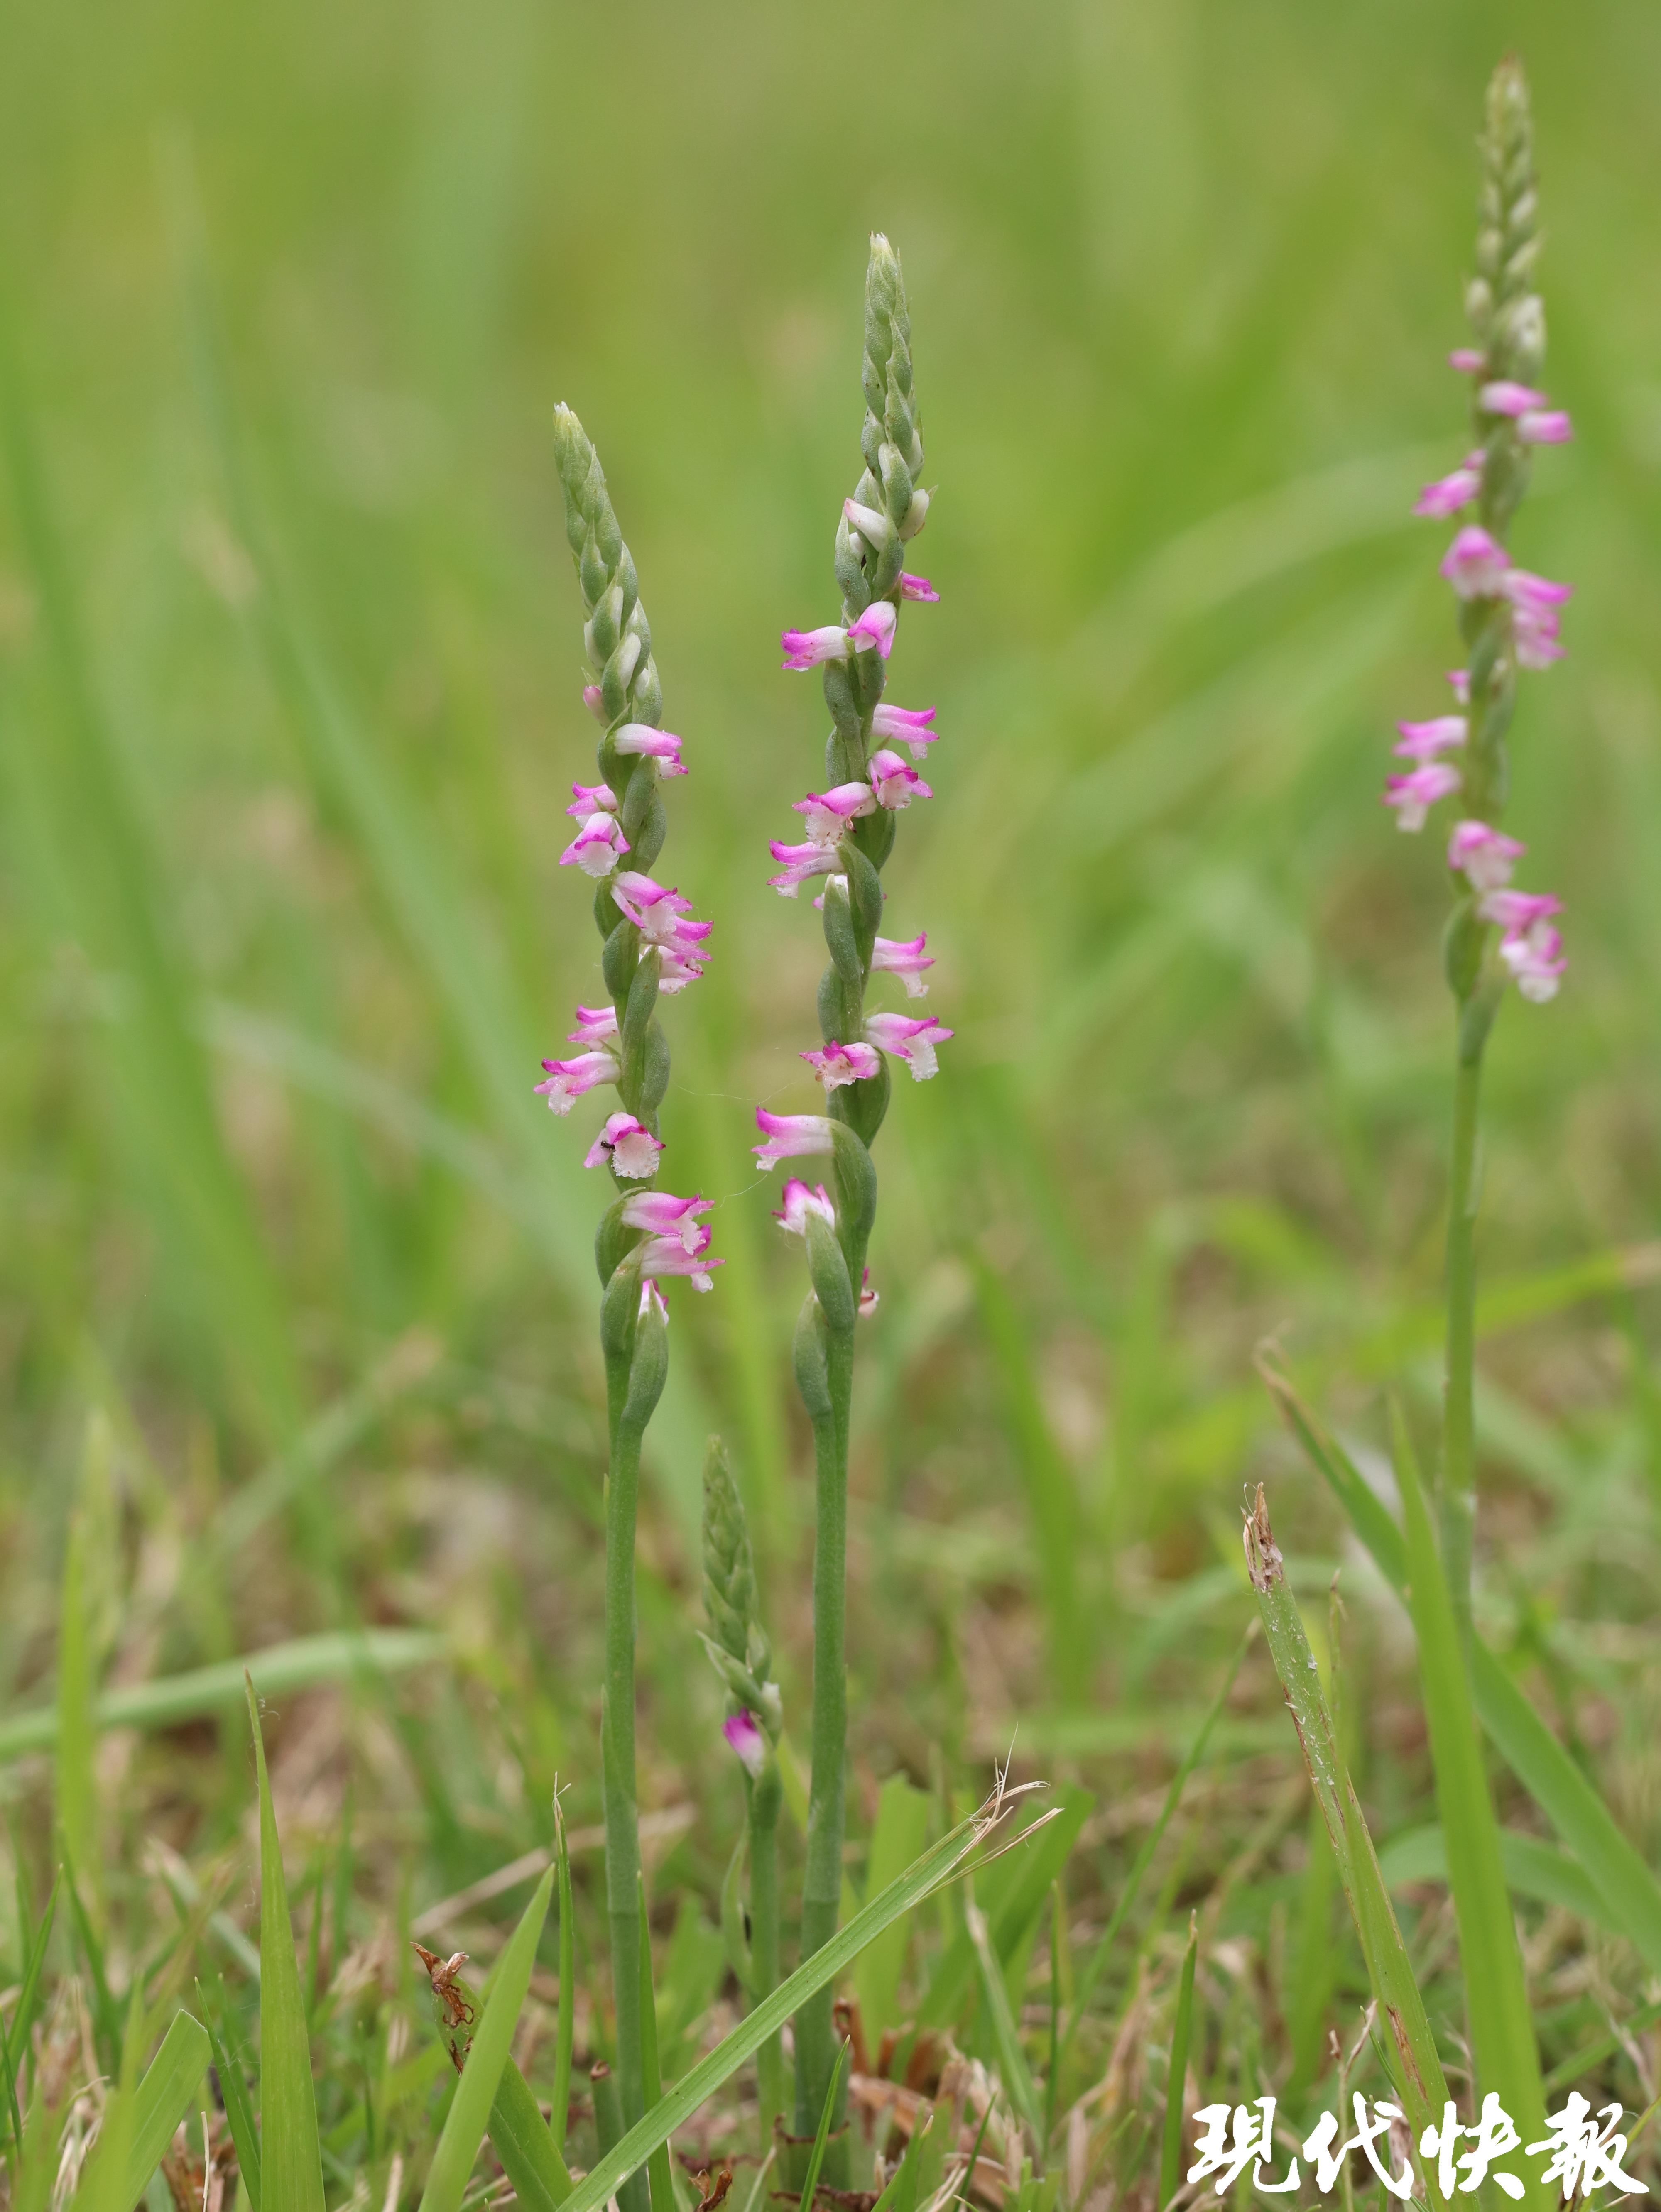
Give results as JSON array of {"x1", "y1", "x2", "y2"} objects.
[
  {"x1": 967, "y1": 1901, "x2": 1043, "y2": 2143},
  {"x1": 55, "y1": 1512, "x2": 96, "y2": 1903},
  {"x1": 852, "y1": 1777, "x2": 931, "y2": 2051},
  {"x1": 0, "y1": 1629, "x2": 443, "y2": 1762},
  {"x1": 921, "y1": 1789, "x2": 1088, "y2": 2030},
  {"x1": 793, "y1": 2041, "x2": 848, "y2": 2212},
  {"x1": 971, "y1": 1259, "x2": 1087, "y2": 1702},
  {"x1": 11, "y1": 2084, "x2": 67, "y2": 2212},
  {"x1": 246, "y1": 1680, "x2": 326, "y2": 2212},
  {"x1": 0, "y1": 1871, "x2": 59, "y2": 2155},
  {"x1": 553, "y1": 1798, "x2": 575, "y2": 2161},
  {"x1": 62, "y1": 1856, "x2": 118, "y2": 2072},
  {"x1": 1061, "y1": 1626, "x2": 1249, "y2": 2062},
  {"x1": 1378, "y1": 1825, "x2": 1618, "y2": 1935},
  {"x1": 1284, "y1": 1800, "x2": 1336, "y2": 2100},
  {"x1": 1260, "y1": 1353, "x2": 1661, "y2": 1975},
  {"x1": 1158, "y1": 1915, "x2": 1198, "y2": 2212},
  {"x1": 68, "y1": 1995, "x2": 142, "y2": 2212},
  {"x1": 0, "y1": 300, "x2": 298, "y2": 1444},
  {"x1": 420, "y1": 1866, "x2": 554, "y2": 2212},
  {"x1": 1393, "y1": 1410, "x2": 1547, "y2": 2192},
  {"x1": 198, "y1": 1982, "x2": 262, "y2": 2211},
  {"x1": 560, "y1": 1792, "x2": 1040, "y2": 2212},
  {"x1": 486, "y1": 2059, "x2": 573, "y2": 2212},
  {"x1": 1242, "y1": 1488, "x2": 1453, "y2": 2200},
  {"x1": 121, "y1": 2011, "x2": 211, "y2": 2199}
]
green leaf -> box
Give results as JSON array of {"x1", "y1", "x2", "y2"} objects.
[
  {"x1": 920, "y1": 1787, "x2": 1090, "y2": 2029},
  {"x1": 1158, "y1": 1916, "x2": 1198, "y2": 2212},
  {"x1": 552, "y1": 1798, "x2": 576, "y2": 2161},
  {"x1": 246, "y1": 1678, "x2": 326, "y2": 2212},
  {"x1": 121, "y1": 2011, "x2": 211, "y2": 2200},
  {"x1": 1260, "y1": 1353, "x2": 1661, "y2": 1977},
  {"x1": 419, "y1": 1866, "x2": 554, "y2": 2212},
  {"x1": 967, "y1": 1900, "x2": 1042, "y2": 2141},
  {"x1": 560, "y1": 1791, "x2": 1034, "y2": 2212},
  {"x1": 487, "y1": 2059, "x2": 572, "y2": 2212},
  {"x1": 793, "y1": 2041, "x2": 849, "y2": 2212},
  {"x1": 1, "y1": 1871, "x2": 60, "y2": 2153},
  {"x1": 1394, "y1": 1412, "x2": 1547, "y2": 2203},
  {"x1": 0, "y1": 1629, "x2": 443, "y2": 1762},
  {"x1": 1378, "y1": 1825, "x2": 1619, "y2": 1934},
  {"x1": 199, "y1": 1983, "x2": 262, "y2": 2211},
  {"x1": 852, "y1": 1778, "x2": 931, "y2": 2050}
]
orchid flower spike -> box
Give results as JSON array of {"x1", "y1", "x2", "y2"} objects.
[
  {"x1": 868, "y1": 750, "x2": 932, "y2": 809},
  {"x1": 870, "y1": 702, "x2": 938, "y2": 760},
  {"x1": 535, "y1": 1047, "x2": 619, "y2": 1115},
  {"x1": 1383, "y1": 762, "x2": 1462, "y2": 832},
  {"x1": 870, "y1": 931, "x2": 934, "y2": 997},
  {"x1": 1447, "y1": 820, "x2": 1525, "y2": 891},
  {"x1": 803, "y1": 1039, "x2": 881, "y2": 1090},
  {"x1": 723, "y1": 1708, "x2": 767, "y2": 1779},
  {"x1": 584, "y1": 1112, "x2": 663, "y2": 1178},
  {"x1": 620, "y1": 1189, "x2": 713, "y2": 1253},
  {"x1": 773, "y1": 1179, "x2": 836, "y2": 1236},
  {"x1": 611, "y1": 723, "x2": 687, "y2": 776},
  {"x1": 865, "y1": 1011, "x2": 952, "y2": 1080},
  {"x1": 560, "y1": 811, "x2": 630, "y2": 877},
  {"x1": 752, "y1": 1108, "x2": 836, "y2": 1170}
]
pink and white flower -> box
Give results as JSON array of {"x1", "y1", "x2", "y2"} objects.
[
  {"x1": 847, "y1": 602, "x2": 898, "y2": 658},
  {"x1": 1440, "y1": 526, "x2": 1509, "y2": 599},
  {"x1": 639, "y1": 1281, "x2": 669, "y2": 1326},
  {"x1": 1447, "y1": 821, "x2": 1525, "y2": 891},
  {"x1": 639, "y1": 1224, "x2": 721, "y2": 1293},
  {"x1": 1480, "y1": 888, "x2": 1562, "y2": 936},
  {"x1": 1449, "y1": 347, "x2": 1487, "y2": 373},
  {"x1": 1394, "y1": 716, "x2": 1468, "y2": 761},
  {"x1": 752, "y1": 1108, "x2": 837, "y2": 1170},
  {"x1": 773, "y1": 1179, "x2": 836, "y2": 1236},
  {"x1": 1383, "y1": 761, "x2": 1462, "y2": 832},
  {"x1": 793, "y1": 783, "x2": 875, "y2": 844},
  {"x1": 611, "y1": 724, "x2": 687, "y2": 776},
  {"x1": 1414, "y1": 455, "x2": 1484, "y2": 519},
  {"x1": 567, "y1": 1003, "x2": 620, "y2": 1045},
  {"x1": 871, "y1": 703, "x2": 938, "y2": 760},
  {"x1": 899, "y1": 571, "x2": 939, "y2": 602},
  {"x1": 611, "y1": 872, "x2": 713, "y2": 964},
  {"x1": 803, "y1": 1039, "x2": 880, "y2": 1089},
  {"x1": 560, "y1": 812, "x2": 630, "y2": 877},
  {"x1": 869, "y1": 749, "x2": 933, "y2": 809},
  {"x1": 1499, "y1": 916, "x2": 1567, "y2": 1002},
  {"x1": 1517, "y1": 408, "x2": 1571, "y2": 445},
  {"x1": 585, "y1": 1113, "x2": 663, "y2": 1178},
  {"x1": 858, "y1": 1269, "x2": 879, "y2": 1317},
  {"x1": 1503, "y1": 568, "x2": 1572, "y2": 614},
  {"x1": 567, "y1": 780, "x2": 617, "y2": 818},
  {"x1": 621, "y1": 1189, "x2": 713, "y2": 1253},
  {"x1": 723, "y1": 1708, "x2": 767, "y2": 1778},
  {"x1": 1448, "y1": 670, "x2": 1471, "y2": 705},
  {"x1": 583, "y1": 684, "x2": 608, "y2": 722},
  {"x1": 870, "y1": 931, "x2": 934, "y2": 997},
  {"x1": 768, "y1": 838, "x2": 842, "y2": 897},
  {"x1": 1479, "y1": 380, "x2": 1549, "y2": 418},
  {"x1": 843, "y1": 497, "x2": 892, "y2": 546},
  {"x1": 865, "y1": 1011, "x2": 953, "y2": 1080},
  {"x1": 535, "y1": 1047, "x2": 619, "y2": 1115},
  {"x1": 782, "y1": 624, "x2": 855, "y2": 671},
  {"x1": 657, "y1": 946, "x2": 707, "y2": 993},
  {"x1": 1511, "y1": 602, "x2": 1565, "y2": 670}
]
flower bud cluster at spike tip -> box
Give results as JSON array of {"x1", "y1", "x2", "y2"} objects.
[{"x1": 1380, "y1": 59, "x2": 1569, "y2": 1006}]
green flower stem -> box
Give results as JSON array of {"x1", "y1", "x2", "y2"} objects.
[
  {"x1": 1440, "y1": 1033, "x2": 1484, "y2": 1659},
  {"x1": 747, "y1": 1757, "x2": 785, "y2": 2150}
]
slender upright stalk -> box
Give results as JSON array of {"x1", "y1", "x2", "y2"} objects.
[
  {"x1": 747, "y1": 1759, "x2": 784, "y2": 2142},
  {"x1": 547, "y1": 407, "x2": 720, "y2": 2212},
  {"x1": 1382, "y1": 59, "x2": 1572, "y2": 1650},
  {"x1": 752, "y1": 233, "x2": 946, "y2": 2171}
]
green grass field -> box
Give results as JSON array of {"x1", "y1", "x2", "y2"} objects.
[{"x1": 2, "y1": 1, "x2": 1659, "y2": 2201}]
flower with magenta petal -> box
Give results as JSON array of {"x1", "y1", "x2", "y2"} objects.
[
  {"x1": 1479, "y1": 379, "x2": 1549, "y2": 417},
  {"x1": 803, "y1": 1039, "x2": 881, "y2": 1090},
  {"x1": 723, "y1": 1708, "x2": 767, "y2": 1779},
  {"x1": 793, "y1": 783, "x2": 874, "y2": 845},
  {"x1": 1394, "y1": 716, "x2": 1468, "y2": 761},
  {"x1": 846, "y1": 602, "x2": 897, "y2": 658},
  {"x1": 768, "y1": 839, "x2": 842, "y2": 898},
  {"x1": 864, "y1": 1010, "x2": 952, "y2": 1080},
  {"x1": 620, "y1": 1189, "x2": 713, "y2": 1252},
  {"x1": 567, "y1": 1003, "x2": 620, "y2": 1045},
  {"x1": 781, "y1": 624, "x2": 852, "y2": 672},
  {"x1": 870, "y1": 931, "x2": 933, "y2": 997},
  {"x1": 1480, "y1": 888, "x2": 1562, "y2": 936},
  {"x1": 752, "y1": 1108, "x2": 836, "y2": 1170},
  {"x1": 773, "y1": 1179, "x2": 836, "y2": 1236},
  {"x1": 639, "y1": 1226, "x2": 721, "y2": 1294},
  {"x1": 868, "y1": 750, "x2": 932, "y2": 809},
  {"x1": 535, "y1": 1047, "x2": 619, "y2": 1115},
  {"x1": 1447, "y1": 820, "x2": 1525, "y2": 891},
  {"x1": 611, "y1": 871, "x2": 713, "y2": 964},
  {"x1": 585, "y1": 1112, "x2": 663, "y2": 1178},
  {"x1": 1414, "y1": 458, "x2": 1485, "y2": 519},
  {"x1": 1440, "y1": 525, "x2": 1509, "y2": 599},
  {"x1": 612, "y1": 723, "x2": 688, "y2": 776},
  {"x1": 1384, "y1": 762, "x2": 1462, "y2": 832},
  {"x1": 1518, "y1": 409, "x2": 1571, "y2": 445},
  {"x1": 560, "y1": 811, "x2": 630, "y2": 877},
  {"x1": 1449, "y1": 347, "x2": 1486, "y2": 372},
  {"x1": 899, "y1": 571, "x2": 938, "y2": 602},
  {"x1": 1499, "y1": 917, "x2": 1567, "y2": 1002},
  {"x1": 870, "y1": 702, "x2": 938, "y2": 760},
  {"x1": 857, "y1": 1269, "x2": 878, "y2": 1317},
  {"x1": 567, "y1": 780, "x2": 618, "y2": 817}
]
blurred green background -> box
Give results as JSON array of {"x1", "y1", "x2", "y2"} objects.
[{"x1": 2, "y1": 0, "x2": 1659, "y2": 2012}]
